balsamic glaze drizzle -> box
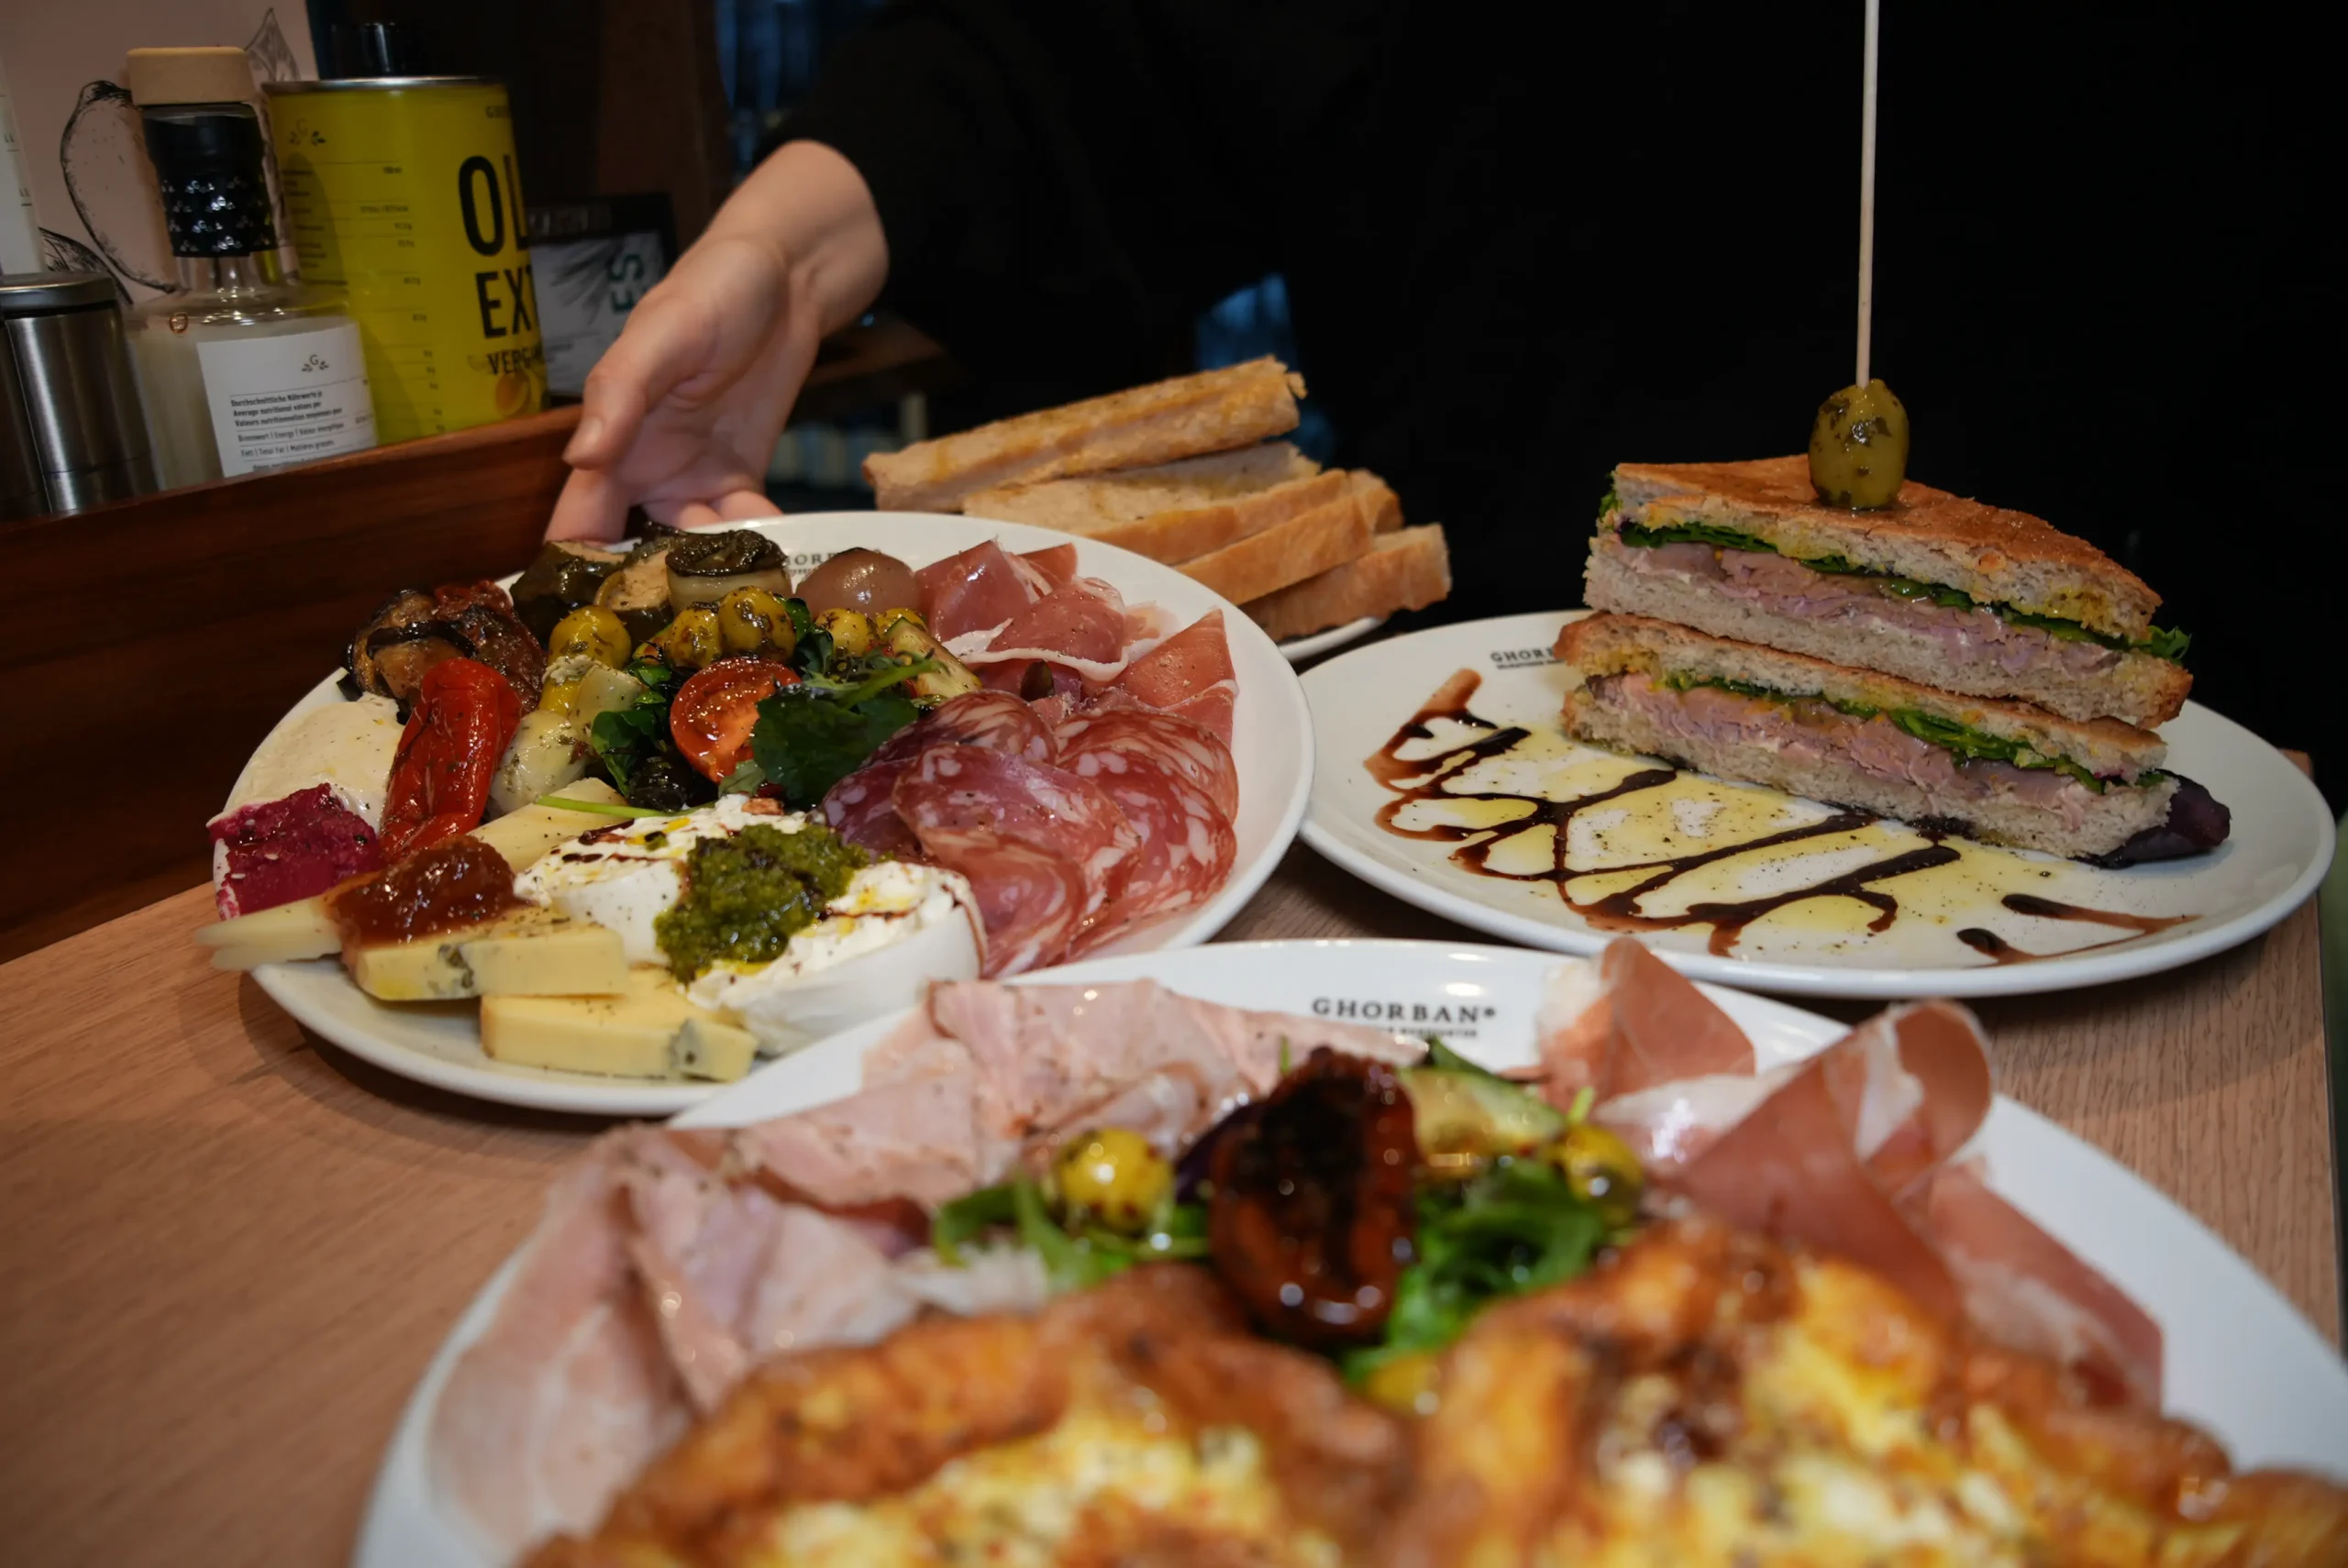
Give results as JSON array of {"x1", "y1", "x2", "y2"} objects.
[{"x1": 1368, "y1": 670, "x2": 2188, "y2": 962}]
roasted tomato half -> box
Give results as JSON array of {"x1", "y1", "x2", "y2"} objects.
[{"x1": 670, "y1": 657, "x2": 799, "y2": 782}]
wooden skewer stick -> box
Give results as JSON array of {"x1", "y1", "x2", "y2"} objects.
[{"x1": 1856, "y1": 0, "x2": 1881, "y2": 388}]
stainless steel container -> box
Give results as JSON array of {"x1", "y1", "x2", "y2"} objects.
[{"x1": 0, "y1": 272, "x2": 161, "y2": 518}]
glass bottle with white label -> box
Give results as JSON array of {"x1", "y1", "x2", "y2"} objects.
[{"x1": 121, "y1": 47, "x2": 377, "y2": 487}]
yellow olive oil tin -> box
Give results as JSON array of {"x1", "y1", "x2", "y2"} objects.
[{"x1": 262, "y1": 77, "x2": 545, "y2": 441}]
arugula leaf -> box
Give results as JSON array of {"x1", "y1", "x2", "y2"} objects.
[
  {"x1": 1343, "y1": 1159, "x2": 1602, "y2": 1381},
  {"x1": 1663, "y1": 673, "x2": 2113, "y2": 791},
  {"x1": 933, "y1": 1184, "x2": 1019, "y2": 1265},
  {"x1": 747, "y1": 657, "x2": 935, "y2": 808},
  {"x1": 1616, "y1": 521, "x2": 2190, "y2": 664},
  {"x1": 586, "y1": 657, "x2": 680, "y2": 796}
]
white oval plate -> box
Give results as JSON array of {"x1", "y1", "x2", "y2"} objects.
[
  {"x1": 1300, "y1": 611, "x2": 2335, "y2": 999},
  {"x1": 354, "y1": 939, "x2": 2348, "y2": 1566},
  {"x1": 1278, "y1": 613, "x2": 1385, "y2": 665},
  {"x1": 234, "y1": 513, "x2": 1314, "y2": 1115}
]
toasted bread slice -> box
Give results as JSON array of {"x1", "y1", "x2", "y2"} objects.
[
  {"x1": 1555, "y1": 613, "x2": 2176, "y2": 859},
  {"x1": 1583, "y1": 533, "x2": 2192, "y2": 727},
  {"x1": 1611, "y1": 458, "x2": 2160, "y2": 641},
  {"x1": 865, "y1": 359, "x2": 1307, "y2": 512},
  {"x1": 1347, "y1": 470, "x2": 1403, "y2": 534},
  {"x1": 960, "y1": 444, "x2": 1343, "y2": 563},
  {"x1": 1177, "y1": 486, "x2": 1372, "y2": 605},
  {"x1": 1246, "y1": 525, "x2": 1452, "y2": 642}
]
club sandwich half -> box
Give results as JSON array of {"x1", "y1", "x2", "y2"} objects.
[
  {"x1": 1583, "y1": 458, "x2": 2190, "y2": 727},
  {"x1": 1554, "y1": 613, "x2": 2227, "y2": 862}
]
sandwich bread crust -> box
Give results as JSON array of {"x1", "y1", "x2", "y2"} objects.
[{"x1": 1611, "y1": 457, "x2": 2160, "y2": 641}]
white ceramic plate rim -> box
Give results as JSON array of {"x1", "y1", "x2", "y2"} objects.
[
  {"x1": 237, "y1": 512, "x2": 1314, "y2": 1115},
  {"x1": 1300, "y1": 611, "x2": 2336, "y2": 999},
  {"x1": 1278, "y1": 613, "x2": 1385, "y2": 664},
  {"x1": 352, "y1": 938, "x2": 2348, "y2": 1568}
]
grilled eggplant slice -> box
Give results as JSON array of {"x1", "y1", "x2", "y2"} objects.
[
  {"x1": 511, "y1": 541, "x2": 626, "y2": 643},
  {"x1": 366, "y1": 623, "x2": 475, "y2": 711},
  {"x1": 595, "y1": 541, "x2": 678, "y2": 645},
  {"x1": 347, "y1": 589, "x2": 443, "y2": 702},
  {"x1": 665, "y1": 529, "x2": 789, "y2": 609}
]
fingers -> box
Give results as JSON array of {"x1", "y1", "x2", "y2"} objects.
[
  {"x1": 712, "y1": 488, "x2": 783, "y2": 521},
  {"x1": 545, "y1": 466, "x2": 631, "y2": 542},
  {"x1": 563, "y1": 296, "x2": 713, "y2": 470}
]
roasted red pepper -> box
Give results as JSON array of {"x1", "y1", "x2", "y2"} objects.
[
  {"x1": 1207, "y1": 1048, "x2": 1419, "y2": 1347},
  {"x1": 378, "y1": 657, "x2": 521, "y2": 861}
]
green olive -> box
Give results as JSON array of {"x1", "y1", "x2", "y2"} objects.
[
  {"x1": 1808, "y1": 379, "x2": 1911, "y2": 509},
  {"x1": 1051, "y1": 1128, "x2": 1173, "y2": 1233},
  {"x1": 1358, "y1": 1351, "x2": 1443, "y2": 1417},
  {"x1": 717, "y1": 587, "x2": 797, "y2": 658},
  {"x1": 547, "y1": 604, "x2": 632, "y2": 668},
  {"x1": 1543, "y1": 1121, "x2": 1645, "y2": 1230},
  {"x1": 816, "y1": 607, "x2": 874, "y2": 658},
  {"x1": 653, "y1": 606, "x2": 724, "y2": 671}
]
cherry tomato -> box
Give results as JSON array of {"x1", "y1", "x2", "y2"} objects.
[{"x1": 670, "y1": 657, "x2": 801, "y2": 782}]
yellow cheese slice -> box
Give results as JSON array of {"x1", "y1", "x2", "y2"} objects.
[
  {"x1": 196, "y1": 895, "x2": 339, "y2": 969},
  {"x1": 474, "y1": 778, "x2": 626, "y2": 871},
  {"x1": 480, "y1": 968, "x2": 759, "y2": 1081},
  {"x1": 348, "y1": 908, "x2": 627, "y2": 1002}
]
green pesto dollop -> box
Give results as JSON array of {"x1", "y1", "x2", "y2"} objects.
[{"x1": 654, "y1": 822, "x2": 869, "y2": 980}]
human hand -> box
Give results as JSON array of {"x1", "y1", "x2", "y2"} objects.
[{"x1": 547, "y1": 142, "x2": 887, "y2": 541}]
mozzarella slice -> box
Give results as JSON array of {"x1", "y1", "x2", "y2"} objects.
[
  {"x1": 689, "y1": 861, "x2": 983, "y2": 1055},
  {"x1": 225, "y1": 693, "x2": 404, "y2": 829},
  {"x1": 515, "y1": 795, "x2": 984, "y2": 1055}
]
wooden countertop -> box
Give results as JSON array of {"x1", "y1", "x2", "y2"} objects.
[{"x1": 0, "y1": 855, "x2": 2333, "y2": 1566}]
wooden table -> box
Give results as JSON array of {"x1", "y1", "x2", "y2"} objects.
[{"x1": 0, "y1": 853, "x2": 2334, "y2": 1567}]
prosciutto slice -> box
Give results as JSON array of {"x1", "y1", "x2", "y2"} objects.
[
  {"x1": 915, "y1": 540, "x2": 1045, "y2": 642},
  {"x1": 1115, "y1": 610, "x2": 1238, "y2": 742},
  {"x1": 1543, "y1": 942, "x2": 2163, "y2": 1407},
  {"x1": 893, "y1": 744, "x2": 1140, "y2": 976},
  {"x1": 953, "y1": 577, "x2": 1138, "y2": 689}
]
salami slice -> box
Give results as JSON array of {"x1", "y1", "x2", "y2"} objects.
[
  {"x1": 822, "y1": 691, "x2": 1058, "y2": 856},
  {"x1": 893, "y1": 745, "x2": 1140, "y2": 976},
  {"x1": 821, "y1": 757, "x2": 920, "y2": 857},
  {"x1": 1055, "y1": 702, "x2": 1239, "y2": 821},
  {"x1": 1062, "y1": 745, "x2": 1235, "y2": 952}
]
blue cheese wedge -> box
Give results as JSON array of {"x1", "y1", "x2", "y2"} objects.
[{"x1": 481, "y1": 967, "x2": 759, "y2": 1080}]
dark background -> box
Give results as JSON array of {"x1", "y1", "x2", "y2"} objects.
[{"x1": 306, "y1": 0, "x2": 2340, "y2": 804}]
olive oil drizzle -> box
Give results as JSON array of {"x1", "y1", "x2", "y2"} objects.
[{"x1": 1368, "y1": 670, "x2": 2185, "y2": 962}]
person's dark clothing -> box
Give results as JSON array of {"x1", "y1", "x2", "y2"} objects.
[{"x1": 786, "y1": 3, "x2": 2337, "y2": 798}]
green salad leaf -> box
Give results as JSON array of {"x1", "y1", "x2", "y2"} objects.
[
  {"x1": 1660, "y1": 673, "x2": 2112, "y2": 791},
  {"x1": 1343, "y1": 1158, "x2": 1603, "y2": 1384},
  {"x1": 742, "y1": 654, "x2": 936, "y2": 808},
  {"x1": 1616, "y1": 521, "x2": 2189, "y2": 664},
  {"x1": 932, "y1": 1178, "x2": 1210, "y2": 1290},
  {"x1": 586, "y1": 656, "x2": 681, "y2": 797}
]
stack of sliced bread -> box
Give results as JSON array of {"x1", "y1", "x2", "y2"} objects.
[{"x1": 862, "y1": 358, "x2": 1451, "y2": 641}]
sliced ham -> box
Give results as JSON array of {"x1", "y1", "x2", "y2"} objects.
[
  {"x1": 1534, "y1": 944, "x2": 1753, "y2": 1106},
  {"x1": 892, "y1": 744, "x2": 1140, "y2": 976},
  {"x1": 1115, "y1": 610, "x2": 1238, "y2": 743},
  {"x1": 915, "y1": 540, "x2": 1045, "y2": 643},
  {"x1": 426, "y1": 1134, "x2": 696, "y2": 1555}
]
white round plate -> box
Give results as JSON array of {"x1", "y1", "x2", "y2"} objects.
[
  {"x1": 1278, "y1": 613, "x2": 1385, "y2": 665},
  {"x1": 355, "y1": 939, "x2": 2348, "y2": 1566},
  {"x1": 233, "y1": 513, "x2": 1313, "y2": 1115},
  {"x1": 1301, "y1": 611, "x2": 2334, "y2": 999}
]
